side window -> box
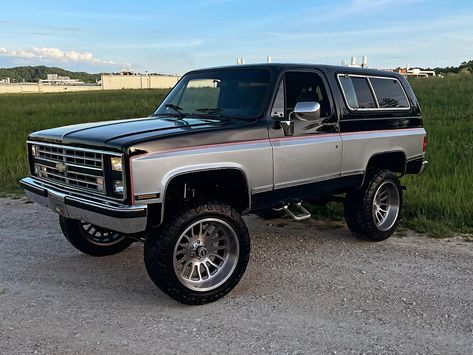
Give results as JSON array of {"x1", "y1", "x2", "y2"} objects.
[
  {"x1": 339, "y1": 76, "x2": 359, "y2": 108},
  {"x1": 284, "y1": 72, "x2": 331, "y2": 118},
  {"x1": 339, "y1": 74, "x2": 410, "y2": 111},
  {"x1": 350, "y1": 77, "x2": 377, "y2": 109},
  {"x1": 370, "y1": 78, "x2": 409, "y2": 108}
]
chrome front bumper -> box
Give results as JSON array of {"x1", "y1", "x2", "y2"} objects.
[{"x1": 20, "y1": 177, "x2": 147, "y2": 234}]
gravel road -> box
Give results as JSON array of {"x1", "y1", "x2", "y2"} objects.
[{"x1": 0, "y1": 197, "x2": 472, "y2": 354}]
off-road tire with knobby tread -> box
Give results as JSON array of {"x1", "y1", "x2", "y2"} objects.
[
  {"x1": 144, "y1": 202, "x2": 250, "y2": 305},
  {"x1": 59, "y1": 216, "x2": 133, "y2": 256},
  {"x1": 344, "y1": 169, "x2": 402, "y2": 241}
]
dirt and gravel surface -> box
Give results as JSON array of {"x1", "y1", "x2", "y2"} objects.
[{"x1": 0, "y1": 197, "x2": 472, "y2": 354}]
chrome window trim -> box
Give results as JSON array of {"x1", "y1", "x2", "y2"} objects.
[
  {"x1": 337, "y1": 74, "x2": 411, "y2": 111},
  {"x1": 270, "y1": 79, "x2": 285, "y2": 118},
  {"x1": 366, "y1": 77, "x2": 379, "y2": 108}
]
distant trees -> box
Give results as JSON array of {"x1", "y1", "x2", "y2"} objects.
[
  {"x1": 431, "y1": 60, "x2": 473, "y2": 75},
  {"x1": 0, "y1": 66, "x2": 102, "y2": 83}
]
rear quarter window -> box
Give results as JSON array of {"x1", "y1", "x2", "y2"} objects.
[{"x1": 369, "y1": 77, "x2": 409, "y2": 108}]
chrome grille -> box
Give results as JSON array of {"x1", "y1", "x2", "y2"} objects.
[
  {"x1": 32, "y1": 143, "x2": 106, "y2": 194},
  {"x1": 37, "y1": 145, "x2": 103, "y2": 169}
]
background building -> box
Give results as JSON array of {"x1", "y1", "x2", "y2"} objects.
[
  {"x1": 101, "y1": 74, "x2": 180, "y2": 90},
  {"x1": 0, "y1": 72, "x2": 181, "y2": 94},
  {"x1": 39, "y1": 74, "x2": 85, "y2": 85}
]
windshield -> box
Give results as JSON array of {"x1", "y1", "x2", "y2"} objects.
[{"x1": 154, "y1": 68, "x2": 271, "y2": 119}]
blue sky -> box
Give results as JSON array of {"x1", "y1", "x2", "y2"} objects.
[{"x1": 1, "y1": 0, "x2": 472, "y2": 74}]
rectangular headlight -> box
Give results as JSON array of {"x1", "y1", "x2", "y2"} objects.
[{"x1": 110, "y1": 157, "x2": 123, "y2": 171}]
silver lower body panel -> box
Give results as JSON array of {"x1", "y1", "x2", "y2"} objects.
[{"x1": 20, "y1": 177, "x2": 147, "y2": 234}]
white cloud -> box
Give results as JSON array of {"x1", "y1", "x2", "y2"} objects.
[{"x1": 0, "y1": 46, "x2": 114, "y2": 65}]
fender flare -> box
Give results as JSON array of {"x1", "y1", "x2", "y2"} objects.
[
  {"x1": 358, "y1": 150, "x2": 407, "y2": 188},
  {"x1": 159, "y1": 163, "x2": 252, "y2": 224}
]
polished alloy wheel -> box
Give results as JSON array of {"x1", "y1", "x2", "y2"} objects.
[
  {"x1": 372, "y1": 181, "x2": 400, "y2": 232},
  {"x1": 80, "y1": 222, "x2": 126, "y2": 246},
  {"x1": 173, "y1": 218, "x2": 240, "y2": 292}
]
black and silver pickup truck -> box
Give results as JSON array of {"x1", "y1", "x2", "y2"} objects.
[{"x1": 21, "y1": 64, "x2": 427, "y2": 304}]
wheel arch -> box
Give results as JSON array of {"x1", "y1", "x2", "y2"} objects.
[
  {"x1": 359, "y1": 150, "x2": 407, "y2": 187},
  {"x1": 159, "y1": 164, "x2": 251, "y2": 224}
]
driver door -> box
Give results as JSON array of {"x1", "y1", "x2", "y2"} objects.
[{"x1": 269, "y1": 70, "x2": 342, "y2": 191}]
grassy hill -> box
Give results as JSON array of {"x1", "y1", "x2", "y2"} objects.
[{"x1": 0, "y1": 66, "x2": 102, "y2": 83}]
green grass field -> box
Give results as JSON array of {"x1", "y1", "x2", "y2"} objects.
[
  {"x1": 403, "y1": 75, "x2": 473, "y2": 236},
  {"x1": 0, "y1": 76, "x2": 472, "y2": 237}
]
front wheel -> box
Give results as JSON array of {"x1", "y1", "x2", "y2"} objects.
[
  {"x1": 59, "y1": 216, "x2": 133, "y2": 256},
  {"x1": 144, "y1": 202, "x2": 250, "y2": 305},
  {"x1": 344, "y1": 169, "x2": 402, "y2": 241}
]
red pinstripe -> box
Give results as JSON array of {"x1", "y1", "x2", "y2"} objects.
[
  {"x1": 130, "y1": 127, "x2": 424, "y2": 159},
  {"x1": 128, "y1": 127, "x2": 425, "y2": 199}
]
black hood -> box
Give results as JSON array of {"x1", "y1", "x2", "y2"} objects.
[{"x1": 28, "y1": 116, "x2": 238, "y2": 151}]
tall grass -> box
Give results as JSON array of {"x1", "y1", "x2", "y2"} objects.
[
  {"x1": 0, "y1": 77, "x2": 471, "y2": 236},
  {"x1": 403, "y1": 75, "x2": 473, "y2": 236}
]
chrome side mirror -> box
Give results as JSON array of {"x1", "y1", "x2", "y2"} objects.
[{"x1": 292, "y1": 102, "x2": 321, "y2": 121}]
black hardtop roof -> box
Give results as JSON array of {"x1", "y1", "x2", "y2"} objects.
[{"x1": 187, "y1": 63, "x2": 405, "y2": 79}]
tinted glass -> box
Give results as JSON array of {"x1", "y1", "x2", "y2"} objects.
[
  {"x1": 350, "y1": 77, "x2": 377, "y2": 108},
  {"x1": 370, "y1": 77, "x2": 409, "y2": 108},
  {"x1": 339, "y1": 76, "x2": 359, "y2": 109},
  {"x1": 155, "y1": 69, "x2": 271, "y2": 118}
]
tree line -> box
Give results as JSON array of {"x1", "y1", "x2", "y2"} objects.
[{"x1": 0, "y1": 66, "x2": 102, "y2": 83}]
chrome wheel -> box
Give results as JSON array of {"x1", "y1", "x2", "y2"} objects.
[
  {"x1": 372, "y1": 181, "x2": 400, "y2": 232},
  {"x1": 80, "y1": 222, "x2": 126, "y2": 246},
  {"x1": 173, "y1": 218, "x2": 240, "y2": 292}
]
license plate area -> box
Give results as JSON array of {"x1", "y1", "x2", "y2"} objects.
[{"x1": 49, "y1": 191, "x2": 69, "y2": 217}]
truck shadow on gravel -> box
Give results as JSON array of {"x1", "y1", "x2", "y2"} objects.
[
  {"x1": 34, "y1": 244, "x2": 182, "y2": 307},
  {"x1": 33, "y1": 215, "x2": 376, "y2": 307}
]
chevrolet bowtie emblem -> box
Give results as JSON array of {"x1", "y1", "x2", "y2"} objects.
[{"x1": 55, "y1": 162, "x2": 67, "y2": 173}]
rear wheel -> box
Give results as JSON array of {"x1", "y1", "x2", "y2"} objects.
[
  {"x1": 144, "y1": 202, "x2": 250, "y2": 305},
  {"x1": 344, "y1": 169, "x2": 402, "y2": 241},
  {"x1": 59, "y1": 216, "x2": 133, "y2": 256}
]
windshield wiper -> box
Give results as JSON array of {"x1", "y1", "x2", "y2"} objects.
[
  {"x1": 194, "y1": 108, "x2": 231, "y2": 121},
  {"x1": 195, "y1": 108, "x2": 224, "y2": 114},
  {"x1": 164, "y1": 104, "x2": 185, "y2": 117}
]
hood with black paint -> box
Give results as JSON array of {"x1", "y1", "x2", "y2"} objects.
[{"x1": 28, "y1": 116, "x2": 238, "y2": 151}]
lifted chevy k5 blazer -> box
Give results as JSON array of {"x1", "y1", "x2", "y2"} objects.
[{"x1": 21, "y1": 64, "x2": 427, "y2": 304}]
